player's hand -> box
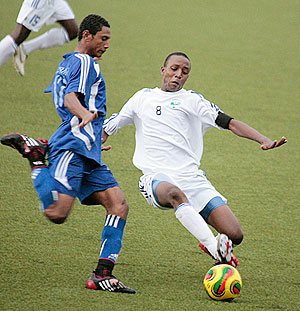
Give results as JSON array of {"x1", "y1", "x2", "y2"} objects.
[
  {"x1": 78, "y1": 111, "x2": 98, "y2": 128},
  {"x1": 101, "y1": 144, "x2": 112, "y2": 151},
  {"x1": 101, "y1": 129, "x2": 111, "y2": 151},
  {"x1": 261, "y1": 136, "x2": 287, "y2": 150}
]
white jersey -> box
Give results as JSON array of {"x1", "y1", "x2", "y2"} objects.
[
  {"x1": 17, "y1": 0, "x2": 75, "y2": 32},
  {"x1": 104, "y1": 87, "x2": 224, "y2": 176}
]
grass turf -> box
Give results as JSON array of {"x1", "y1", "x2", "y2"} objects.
[{"x1": 0, "y1": 1, "x2": 299, "y2": 310}]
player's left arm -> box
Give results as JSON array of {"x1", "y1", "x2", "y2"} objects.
[{"x1": 228, "y1": 119, "x2": 287, "y2": 150}]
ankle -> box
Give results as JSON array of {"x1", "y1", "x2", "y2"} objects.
[
  {"x1": 28, "y1": 148, "x2": 47, "y2": 169},
  {"x1": 95, "y1": 259, "x2": 115, "y2": 277}
]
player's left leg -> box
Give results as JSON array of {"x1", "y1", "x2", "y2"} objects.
[
  {"x1": 79, "y1": 165, "x2": 135, "y2": 293},
  {"x1": 206, "y1": 204, "x2": 244, "y2": 246},
  {"x1": 198, "y1": 199, "x2": 243, "y2": 267}
]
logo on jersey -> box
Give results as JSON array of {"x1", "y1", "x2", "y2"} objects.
[{"x1": 170, "y1": 100, "x2": 181, "y2": 109}]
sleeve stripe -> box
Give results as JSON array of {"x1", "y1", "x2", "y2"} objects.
[
  {"x1": 75, "y1": 54, "x2": 90, "y2": 94},
  {"x1": 103, "y1": 113, "x2": 119, "y2": 128}
]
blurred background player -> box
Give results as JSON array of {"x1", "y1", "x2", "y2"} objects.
[
  {"x1": 0, "y1": 0, "x2": 78, "y2": 76},
  {"x1": 103, "y1": 52, "x2": 287, "y2": 268},
  {"x1": 1, "y1": 14, "x2": 135, "y2": 294}
]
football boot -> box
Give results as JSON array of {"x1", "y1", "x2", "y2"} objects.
[{"x1": 86, "y1": 272, "x2": 136, "y2": 294}]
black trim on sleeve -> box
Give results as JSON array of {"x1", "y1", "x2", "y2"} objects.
[{"x1": 215, "y1": 112, "x2": 234, "y2": 129}]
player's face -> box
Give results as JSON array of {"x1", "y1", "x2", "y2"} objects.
[
  {"x1": 86, "y1": 26, "x2": 111, "y2": 59},
  {"x1": 160, "y1": 55, "x2": 191, "y2": 92}
]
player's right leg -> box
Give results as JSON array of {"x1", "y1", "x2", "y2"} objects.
[
  {"x1": 139, "y1": 174, "x2": 222, "y2": 262},
  {"x1": 0, "y1": 24, "x2": 30, "y2": 69}
]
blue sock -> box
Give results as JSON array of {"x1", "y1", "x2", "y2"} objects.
[
  {"x1": 99, "y1": 215, "x2": 126, "y2": 263},
  {"x1": 31, "y1": 167, "x2": 58, "y2": 210}
]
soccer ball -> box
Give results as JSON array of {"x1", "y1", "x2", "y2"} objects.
[{"x1": 203, "y1": 264, "x2": 242, "y2": 301}]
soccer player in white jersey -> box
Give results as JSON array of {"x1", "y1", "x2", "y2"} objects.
[
  {"x1": 0, "y1": 0, "x2": 78, "y2": 76},
  {"x1": 1, "y1": 15, "x2": 135, "y2": 294},
  {"x1": 103, "y1": 52, "x2": 287, "y2": 268}
]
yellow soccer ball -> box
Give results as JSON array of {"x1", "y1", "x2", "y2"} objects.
[{"x1": 203, "y1": 264, "x2": 242, "y2": 301}]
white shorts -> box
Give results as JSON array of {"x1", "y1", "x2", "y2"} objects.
[
  {"x1": 17, "y1": 0, "x2": 75, "y2": 32},
  {"x1": 139, "y1": 171, "x2": 227, "y2": 213}
]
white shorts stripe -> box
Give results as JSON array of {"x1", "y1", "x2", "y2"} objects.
[
  {"x1": 55, "y1": 151, "x2": 72, "y2": 179},
  {"x1": 54, "y1": 151, "x2": 74, "y2": 190},
  {"x1": 70, "y1": 116, "x2": 92, "y2": 150}
]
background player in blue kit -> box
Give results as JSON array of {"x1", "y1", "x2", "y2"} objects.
[{"x1": 1, "y1": 14, "x2": 135, "y2": 294}]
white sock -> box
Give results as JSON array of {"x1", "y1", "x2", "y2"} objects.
[
  {"x1": 175, "y1": 203, "x2": 218, "y2": 258},
  {"x1": 0, "y1": 35, "x2": 17, "y2": 66},
  {"x1": 23, "y1": 28, "x2": 70, "y2": 55}
]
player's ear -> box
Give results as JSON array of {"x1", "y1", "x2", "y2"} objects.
[
  {"x1": 82, "y1": 30, "x2": 92, "y2": 41},
  {"x1": 160, "y1": 66, "x2": 165, "y2": 75}
]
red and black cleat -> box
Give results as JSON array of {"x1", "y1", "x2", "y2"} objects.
[
  {"x1": 1, "y1": 132, "x2": 48, "y2": 158},
  {"x1": 86, "y1": 272, "x2": 136, "y2": 294},
  {"x1": 1, "y1": 132, "x2": 48, "y2": 168}
]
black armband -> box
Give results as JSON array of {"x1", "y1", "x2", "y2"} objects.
[{"x1": 215, "y1": 111, "x2": 234, "y2": 129}]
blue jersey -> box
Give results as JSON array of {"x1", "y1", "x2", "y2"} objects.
[{"x1": 45, "y1": 52, "x2": 107, "y2": 164}]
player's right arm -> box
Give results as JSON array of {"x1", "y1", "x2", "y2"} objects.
[
  {"x1": 103, "y1": 89, "x2": 144, "y2": 136},
  {"x1": 64, "y1": 92, "x2": 98, "y2": 128}
]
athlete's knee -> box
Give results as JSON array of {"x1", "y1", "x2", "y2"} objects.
[
  {"x1": 47, "y1": 215, "x2": 67, "y2": 224},
  {"x1": 43, "y1": 202, "x2": 71, "y2": 224},
  {"x1": 114, "y1": 198, "x2": 129, "y2": 217},
  {"x1": 104, "y1": 196, "x2": 129, "y2": 219},
  {"x1": 230, "y1": 227, "x2": 244, "y2": 246},
  {"x1": 166, "y1": 186, "x2": 187, "y2": 207},
  {"x1": 44, "y1": 211, "x2": 67, "y2": 224}
]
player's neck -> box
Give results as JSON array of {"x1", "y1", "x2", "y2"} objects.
[{"x1": 75, "y1": 42, "x2": 88, "y2": 55}]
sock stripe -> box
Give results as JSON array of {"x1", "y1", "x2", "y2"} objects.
[
  {"x1": 99, "y1": 239, "x2": 107, "y2": 256},
  {"x1": 175, "y1": 202, "x2": 191, "y2": 212},
  {"x1": 105, "y1": 215, "x2": 121, "y2": 228},
  {"x1": 108, "y1": 215, "x2": 116, "y2": 226}
]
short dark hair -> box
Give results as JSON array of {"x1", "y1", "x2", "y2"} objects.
[
  {"x1": 78, "y1": 14, "x2": 110, "y2": 41},
  {"x1": 163, "y1": 52, "x2": 190, "y2": 66}
]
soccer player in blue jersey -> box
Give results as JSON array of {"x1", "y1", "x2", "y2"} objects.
[{"x1": 1, "y1": 14, "x2": 135, "y2": 294}]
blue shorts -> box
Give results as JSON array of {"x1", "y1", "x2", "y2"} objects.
[{"x1": 48, "y1": 151, "x2": 119, "y2": 205}]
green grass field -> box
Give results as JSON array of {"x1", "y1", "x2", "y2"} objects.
[{"x1": 0, "y1": 1, "x2": 299, "y2": 310}]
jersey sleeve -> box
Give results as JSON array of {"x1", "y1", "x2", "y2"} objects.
[
  {"x1": 65, "y1": 54, "x2": 93, "y2": 96},
  {"x1": 193, "y1": 92, "x2": 225, "y2": 131},
  {"x1": 103, "y1": 90, "x2": 143, "y2": 135}
]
